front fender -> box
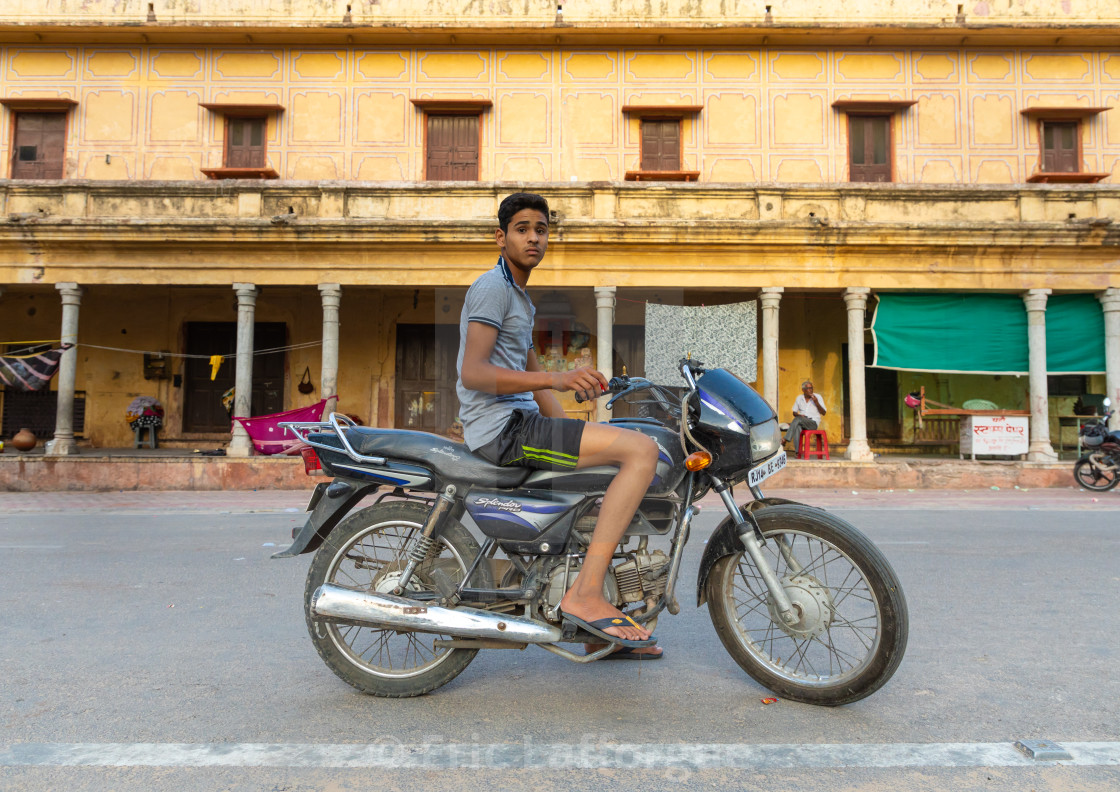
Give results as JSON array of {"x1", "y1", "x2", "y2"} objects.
[
  {"x1": 696, "y1": 497, "x2": 805, "y2": 607},
  {"x1": 271, "y1": 477, "x2": 383, "y2": 558}
]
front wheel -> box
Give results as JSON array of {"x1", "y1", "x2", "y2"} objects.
[
  {"x1": 304, "y1": 500, "x2": 491, "y2": 698},
  {"x1": 706, "y1": 504, "x2": 908, "y2": 706},
  {"x1": 1073, "y1": 455, "x2": 1119, "y2": 491}
]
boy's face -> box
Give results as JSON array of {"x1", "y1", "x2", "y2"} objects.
[{"x1": 496, "y1": 208, "x2": 549, "y2": 274}]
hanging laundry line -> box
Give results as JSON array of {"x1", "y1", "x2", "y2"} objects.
[{"x1": 73, "y1": 340, "x2": 324, "y2": 360}]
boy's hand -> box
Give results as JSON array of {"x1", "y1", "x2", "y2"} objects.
[{"x1": 556, "y1": 366, "x2": 608, "y2": 403}]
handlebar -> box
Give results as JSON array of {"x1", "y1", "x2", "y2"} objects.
[{"x1": 573, "y1": 376, "x2": 629, "y2": 403}]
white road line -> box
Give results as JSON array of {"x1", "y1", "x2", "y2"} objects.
[{"x1": 2, "y1": 742, "x2": 1119, "y2": 769}]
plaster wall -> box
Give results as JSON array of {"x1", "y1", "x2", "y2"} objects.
[
  {"x1": 4, "y1": 1, "x2": 1118, "y2": 27},
  {"x1": 1, "y1": 44, "x2": 1116, "y2": 184}
]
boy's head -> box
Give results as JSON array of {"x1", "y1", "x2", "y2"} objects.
[{"x1": 498, "y1": 192, "x2": 549, "y2": 232}]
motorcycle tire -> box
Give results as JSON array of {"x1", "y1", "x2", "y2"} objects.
[
  {"x1": 1073, "y1": 455, "x2": 1119, "y2": 491},
  {"x1": 304, "y1": 500, "x2": 492, "y2": 698},
  {"x1": 706, "y1": 503, "x2": 908, "y2": 706}
]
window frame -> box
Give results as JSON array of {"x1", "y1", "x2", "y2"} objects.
[
  {"x1": 0, "y1": 97, "x2": 77, "y2": 180},
  {"x1": 622, "y1": 104, "x2": 702, "y2": 182},
  {"x1": 222, "y1": 115, "x2": 269, "y2": 170},
  {"x1": 198, "y1": 102, "x2": 284, "y2": 180},
  {"x1": 846, "y1": 113, "x2": 894, "y2": 183},
  {"x1": 1021, "y1": 106, "x2": 1112, "y2": 184},
  {"x1": 410, "y1": 99, "x2": 492, "y2": 182},
  {"x1": 832, "y1": 99, "x2": 916, "y2": 184}
]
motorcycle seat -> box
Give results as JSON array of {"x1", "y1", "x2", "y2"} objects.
[{"x1": 343, "y1": 427, "x2": 532, "y2": 488}]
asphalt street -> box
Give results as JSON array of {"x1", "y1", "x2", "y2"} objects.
[{"x1": 1, "y1": 489, "x2": 1119, "y2": 791}]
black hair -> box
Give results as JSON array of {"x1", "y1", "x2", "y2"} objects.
[{"x1": 498, "y1": 192, "x2": 549, "y2": 232}]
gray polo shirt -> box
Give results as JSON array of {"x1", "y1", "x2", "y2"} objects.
[{"x1": 456, "y1": 257, "x2": 539, "y2": 450}]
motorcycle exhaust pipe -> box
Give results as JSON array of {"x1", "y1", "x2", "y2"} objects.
[{"x1": 311, "y1": 583, "x2": 563, "y2": 644}]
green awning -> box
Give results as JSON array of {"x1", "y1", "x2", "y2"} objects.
[{"x1": 870, "y1": 293, "x2": 1105, "y2": 374}]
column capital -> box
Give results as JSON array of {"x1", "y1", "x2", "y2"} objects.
[
  {"x1": 843, "y1": 286, "x2": 871, "y2": 310},
  {"x1": 594, "y1": 286, "x2": 616, "y2": 309},
  {"x1": 233, "y1": 282, "x2": 258, "y2": 305},
  {"x1": 318, "y1": 282, "x2": 342, "y2": 297},
  {"x1": 55, "y1": 282, "x2": 83, "y2": 304},
  {"x1": 1022, "y1": 288, "x2": 1051, "y2": 312},
  {"x1": 1099, "y1": 287, "x2": 1120, "y2": 312},
  {"x1": 759, "y1": 287, "x2": 784, "y2": 309}
]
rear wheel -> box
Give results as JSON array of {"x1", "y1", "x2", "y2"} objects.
[
  {"x1": 1073, "y1": 455, "x2": 1119, "y2": 491},
  {"x1": 706, "y1": 504, "x2": 908, "y2": 706},
  {"x1": 304, "y1": 500, "x2": 491, "y2": 697}
]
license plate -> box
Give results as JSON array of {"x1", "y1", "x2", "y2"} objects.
[{"x1": 747, "y1": 450, "x2": 787, "y2": 487}]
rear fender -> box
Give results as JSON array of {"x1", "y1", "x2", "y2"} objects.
[
  {"x1": 695, "y1": 497, "x2": 805, "y2": 607},
  {"x1": 271, "y1": 477, "x2": 383, "y2": 558}
]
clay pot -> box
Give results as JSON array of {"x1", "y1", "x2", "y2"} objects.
[{"x1": 10, "y1": 428, "x2": 37, "y2": 452}]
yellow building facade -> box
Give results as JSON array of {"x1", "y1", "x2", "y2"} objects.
[{"x1": 0, "y1": 1, "x2": 1117, "y2": 460}]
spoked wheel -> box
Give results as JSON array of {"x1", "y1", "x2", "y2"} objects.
[
  {"x1": 707, "y1": 504, "x2": 908, "y2": 706},
  {"x1": 304, "y1": 500, "x2": 491, "y2": 697},
  {"x1": 1073, "y1": 455, "x2": 1119, "y2": 491}
]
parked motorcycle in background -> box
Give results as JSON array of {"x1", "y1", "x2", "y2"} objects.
[
  {"x1": 1075, "y1": 398, "x2": 1120, "y2": 491},
  {"x1": 274, "y1": 358, "x2": 909, "y2": 705}
]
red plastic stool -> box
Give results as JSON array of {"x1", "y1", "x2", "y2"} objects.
[{"x1": 798, "y1": 430, "x2": 830, "y2": 460}]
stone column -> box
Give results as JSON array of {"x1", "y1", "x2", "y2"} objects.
[
  {"x1": 1023, "y1": 289, "x2": 1057, "y2": 461},
  {"x1": 759, "y1": 287, "x2": 784, "y2": 411},
  {"x1": 594, "y1": 286, "x2": 616, "y2": 423},
  {"x1": 1100, "y1": 288, "x2": 1120, "y2": 432},
  {"x1": 46, "y1": 283, "x2": 83, "y2": 456},
  {"x1": 843, "y1": 287, "x2": 874, "y2": 462},
  {"x1": 227, "y1": 283, "x2": 258, "y2": 457},
  {"x1": 318, "y1": 283, "x2": 341, "y2": 419}
]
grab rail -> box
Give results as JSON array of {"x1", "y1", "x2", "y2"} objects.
[{"x1": 279, "y1": 412, "x2": 388, "y2": 466}]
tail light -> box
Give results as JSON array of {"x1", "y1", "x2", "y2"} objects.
[{"x1": 300, "y1": 446, "x2": 323, "y2": 476}]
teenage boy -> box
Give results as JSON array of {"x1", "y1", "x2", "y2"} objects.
[{"x1": 456, "y1": 192, "x2": 660, "y2": 652}]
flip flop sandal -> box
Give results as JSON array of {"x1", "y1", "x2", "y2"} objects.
[
  {"x1": 589, "y1": 646, "x2": 665, "y2": 661},
  {"x1": 562, "y1": 612, "x2": 656, "y2": 648}
]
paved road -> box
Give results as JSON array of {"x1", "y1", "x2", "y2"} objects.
[{"x1": 1, "y1": 490, "x2": 1118, "y2": 791}]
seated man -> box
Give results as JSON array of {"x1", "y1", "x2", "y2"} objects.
[
  {"x1": 456, "y1": 192, "x2": 662, "y2": 657},
  {"x1": 785, "y1": 380, "x2": 827, "y2": 456}
]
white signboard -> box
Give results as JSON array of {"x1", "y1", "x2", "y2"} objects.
[{"x1": 960, "y1": 415, "x2": 1029, "y2": 459}]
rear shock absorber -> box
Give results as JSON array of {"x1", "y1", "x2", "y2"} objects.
[{"x1": 394, "y1": 484, "x2": 457, "y2": 594}]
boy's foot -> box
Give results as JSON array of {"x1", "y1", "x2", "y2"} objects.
[
  {"x1": 559, "y1": 593, "x2": 652, "y2": 643},
  {"x1": 584, "y1": 643, "x2": 663, "y2": 659}
]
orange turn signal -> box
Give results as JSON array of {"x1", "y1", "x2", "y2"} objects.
[{"x1": 685, "y1": 451, "x2": 712, "y2": 471}]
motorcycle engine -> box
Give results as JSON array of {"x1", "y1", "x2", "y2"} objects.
[{"x1": 541, "y1": 550, "x2": 672, "y2": 612}]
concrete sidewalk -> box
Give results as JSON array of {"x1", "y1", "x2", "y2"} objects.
[{"x1": 1, "y1": 486, "x2": 1116, "y2": 514}]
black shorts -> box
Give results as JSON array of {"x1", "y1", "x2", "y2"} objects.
[{"x1": 473, "y1": 409, "x2": 585, "y2": 471}]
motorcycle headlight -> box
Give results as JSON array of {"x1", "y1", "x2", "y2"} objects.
[{"x1": 750, "y1": 418, "x2": 782, "y2": 461}]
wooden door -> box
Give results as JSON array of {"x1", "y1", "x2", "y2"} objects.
[
  {"x1": 395, "y1": 324, "x2": 460, "y2": 433},
  {"x1": 848, "y1": 115, "x2": 892, "y2": 182},
  {"x1": 226, "y1": 117, "x2": 266, "y2": 168},
  {"x1": 11, "y1": 113, "x2": 66, "y2": 179},
  {"x1": 1042, "y1": 121, "x2": 1079, "y2": 173},
  {"x1": 640, "y1": 120, "x2": 681, "y2": 171},
  {"x1": 426, "y1": 115, "x2": 479, "y2": 180},
  {"x1": 183, "y1": 322, "x2": 286, "y2": 432}
]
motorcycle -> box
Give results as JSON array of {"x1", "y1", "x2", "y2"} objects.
[
  {"x1": 274, "y1": 358, "x2": 908, "y2": 705},
  {"x1": 1074, "y1": 398, "x2": 1119, "y2": 491}
]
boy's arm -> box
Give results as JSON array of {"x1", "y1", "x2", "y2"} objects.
[
  {"x1": 460, "y1": 322, "x2": 606, "y2": 401},
  {"x1": 526, "y1": 347, "x2": 567, "y2": 419}
]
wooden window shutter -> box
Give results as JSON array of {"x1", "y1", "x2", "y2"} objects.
[
  {"x1": 848, "y1": 115, "x2": 892, "y2": 182},
  {"x1": 11, "y1": 113, "x2": 66, "y2": 179},
  {"x1": 1042, "y1": 121, "x2": 1079, "y2": 173},
  {"x1": 640, "y1": 120, "x2": 681, "y2": 172},
  {"x1": 426, "y1": 115, "x2": 479, "y2": 181},
  {"x1": 225, "y1": 117, "x2": 267, "y2": 168}
]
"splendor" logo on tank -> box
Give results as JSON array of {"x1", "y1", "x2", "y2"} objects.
[{"x1": 473, "y1": 497, "x2": 523, "y2": 513}]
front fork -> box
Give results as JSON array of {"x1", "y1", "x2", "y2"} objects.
[
  {"x1": 394, "y1": 484, "x2": 457, "y2": 594},
  {"x1": 711, "y1": 476, "x2": 799, "y2": 627}
]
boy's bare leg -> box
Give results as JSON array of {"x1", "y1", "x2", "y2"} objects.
[{"x1": 558, "y1": 422, "x2": 658, "y2": 643}]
